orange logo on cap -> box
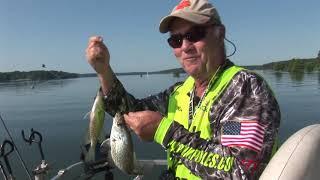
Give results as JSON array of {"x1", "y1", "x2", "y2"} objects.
[{"x1": 175, "y1": 0, "x2": 191, "y2": 10}]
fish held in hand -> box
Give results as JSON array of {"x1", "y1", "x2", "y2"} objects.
[
  {"x1": 85, "y1": 90, "x2": 106, "y2": 163},
  {"x1": 110, "y1": 113, "x2": 143, "y2": 175}
]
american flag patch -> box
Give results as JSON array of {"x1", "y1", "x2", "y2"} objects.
[{"x1": 221, "y1": 120, "x2": 266, "y2": 152}]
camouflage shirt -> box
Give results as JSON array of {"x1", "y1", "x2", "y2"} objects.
[{"x1": 103, "y1": 60, "x2": 281, "y2": 179}]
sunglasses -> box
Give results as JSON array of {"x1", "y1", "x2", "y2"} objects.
[{"x1": 167, "y1": 26, "x2": 208, "y2": 48}]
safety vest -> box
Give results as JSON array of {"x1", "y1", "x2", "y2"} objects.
[{"x1": 166, "y1": 65, "x2": 243, "y2": 179}]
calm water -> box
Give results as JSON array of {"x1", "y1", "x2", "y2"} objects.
[{"x1": 0, "y1": 71, "x2": 319, "y2": 179}]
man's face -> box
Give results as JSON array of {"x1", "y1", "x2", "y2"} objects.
[{"x1": 169, "y1": 19, "x2": 224, "y2": 79}]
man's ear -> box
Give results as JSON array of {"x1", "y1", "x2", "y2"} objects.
[{"x1": 216, "y1": 25, "x2": 225, "y2": 40}]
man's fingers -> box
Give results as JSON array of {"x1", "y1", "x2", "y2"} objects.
[
  {"x1": 124, "y1": 114, "x2": 138, "y2": 130},
  {"x1": 123, "y1": 114, "x2": 130, "y2": 120},
  {"x1": 87, "y1": 36, "x2": 106, "y2": 52},
  {"x1": 124, "y1": 113, "x2": 139, "y2": 122},
  {"x1": 86, "y1": 41, "x2": 108, "y2": 59},
  {"x1": 89, "y1": 36, "x2": 103, "y2": 43},
  {"x1": 87, "y1": 40, "x2": 107, "y2": 51},
  {"x1": 87, "y1": 45, "x2": 106, "y2": 55},
  {"x1": 126, "y1": 112, "x2": 138, "y2": 119}
]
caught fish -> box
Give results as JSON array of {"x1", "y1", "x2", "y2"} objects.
[
  {"x1": 110, "y1": 113, "x2": 143, "y2": 175},
  {"x1": 85, "y1": 90, "x2": 106, "y2": 162}
]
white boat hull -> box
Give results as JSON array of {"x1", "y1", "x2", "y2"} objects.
[{"x1": 260, "y1": 124, "x2": 320, "y2": 180}]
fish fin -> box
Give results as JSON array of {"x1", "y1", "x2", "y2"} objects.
[
  {"x1": 80, "y1": 111, "x2": 91, "y2": 146},
  {"x1": 85, "y1": 142, "x2": 108, "y2": 163},
  {"x1": 81, "y1": 112, "x2": 105, "y2": 150},
  {"x1": 82, "y1": 111, "x2": 91, "y2": 120},
  {"x1": 100, "y1": 138, "x2": 115, "y2": 167},
  {"x1": 80, "y1": 110, "x2": 92, "y2": 145},
  {"x1": 100, "y1": 138, "x2": 110, "y2": 154}
]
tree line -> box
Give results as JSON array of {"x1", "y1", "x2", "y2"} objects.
[
  {"x1": 262, "y1": 58, "x2": 320, "y2": 72},
  {"x1": 0, "y1": 70, "x2": 79, "y2": 82},
  {"x1": 1, "y1": 57, "x2": 319, "y2": 82}
]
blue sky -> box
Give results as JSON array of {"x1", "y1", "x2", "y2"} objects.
[{"x1": 1, "y1": 0, "x2": 319, "y2": 73}]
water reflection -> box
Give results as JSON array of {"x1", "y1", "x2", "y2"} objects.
[
  {"x1": 0, "y1": 79, "x2": 76, "y2": 92},
  {"x1": 288, "y1": 71, "x2": 304, "y2": 82},
  {"x1": 274, "y1": 71, "x2": 283, "y2": 82}
]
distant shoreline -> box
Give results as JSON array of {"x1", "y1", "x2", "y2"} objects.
[{"x1": 1, "y1": 57, "x2": 319, "y2": 82}]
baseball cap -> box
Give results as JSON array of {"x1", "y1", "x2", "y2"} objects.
[{"x1": 159, "y1": 0, "x2": 222, "y2": 33}]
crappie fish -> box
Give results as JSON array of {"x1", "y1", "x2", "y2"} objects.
[
  {"x1": 85, "y1": 90, "x2": 106, "y2": 162},
  {"x1": 110, "y1": 113, "x2": 143, "y2": 175}
]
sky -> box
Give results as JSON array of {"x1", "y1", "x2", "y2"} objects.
[{"x1": 0, "y1": 0, "x2": 319, "y2": 74}]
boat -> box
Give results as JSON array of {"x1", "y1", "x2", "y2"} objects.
[
  {"x1": 53, "y1": 124, "x2": 320, "y2": 180},
  {"x1": 1, "y1": 110, "x2": 319, "y2": 179},
  {"x1": 260, "y1": 124, "x2": 320, "y2": 180}
]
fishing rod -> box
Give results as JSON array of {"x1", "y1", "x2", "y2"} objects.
[
  {"x1": 22, "y1": 129, "x2": 50, "y2": 180},
  {"x1": 0, "y1": 113, "x2": 33, "y2": 180},
  {"x1": 0, "y1": 162, "x2": 8, "y2": 180},
  {"x1": 50, "y1": 158, "x2": 167, "y2": 180},
  {"x1": 0, "y1": 140, "x2": 15, "y2": 180},
  {"x1": 1, "y1": 112, "x2": 167, "y2": 180},
  {"x1": 51, "y1": 161, "x2": 113, "y2": 180}
]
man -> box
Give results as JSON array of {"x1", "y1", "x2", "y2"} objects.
[{"x1": 86, "y1": 0, "x2": 281, "y2": 179}]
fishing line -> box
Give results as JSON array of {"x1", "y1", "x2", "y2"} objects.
[
  {"x1": 0, "y1": 113, "x2": 33, "y2": 180},
  {"x1": 225, "y1": 37, "x2": 237, "y2": 57},
  {"x1": 31, "y1": 64, "x2": 63, "y2": 89},
  {"x1": 51, "y1": 161, "x2": 86, "y2": 180}
]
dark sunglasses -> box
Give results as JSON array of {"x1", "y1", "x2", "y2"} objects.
[{"x1": 167, "y1": 26, "x2": 208, "y2": 48}]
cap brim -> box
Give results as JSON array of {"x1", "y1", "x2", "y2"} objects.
[{"x1": 159, "y1": 11, "x2": 210, "y2": 33}]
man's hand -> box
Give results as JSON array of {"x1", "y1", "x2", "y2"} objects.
[
  {"x1": 86, "y1": 36, "x2": 110, "y2": 75},
  {"x1": 124, "y1": 111, "x2": 163, "y2": 142}
]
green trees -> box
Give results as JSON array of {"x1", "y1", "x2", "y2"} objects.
[
  {"x1": 263, "y1": 58, "x2": 319, "y2": 72},
  {"x1": 272, "y1": 62, "x2": 286, "y2": 71},
  {"x1": 288, "y1": 59, "x2": 305, "y2": 72}
]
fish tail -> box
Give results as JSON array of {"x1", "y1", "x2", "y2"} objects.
[{"x1": 85, "y1": 144, "x2": 96, "y2": 162}]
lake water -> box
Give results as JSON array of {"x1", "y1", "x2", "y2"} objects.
[{"x1": 0, "y1": 71, "x2": 319, "y2": 179}]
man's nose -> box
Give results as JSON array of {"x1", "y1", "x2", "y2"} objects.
[{"x1": 181, "y1": 39, "x2": 193, "y2": 52}]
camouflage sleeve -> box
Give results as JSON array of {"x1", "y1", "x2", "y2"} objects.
[
  {"x1": 154, "y1": 70, "x2": 281, "y2": 179},
  {"x1": 102, "y1": 76, "x2": 183, "y2": 116}
]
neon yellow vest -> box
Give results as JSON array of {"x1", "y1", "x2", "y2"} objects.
[{"x1": 166, "y1": 65, "x2": 243, "y2": 179}]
